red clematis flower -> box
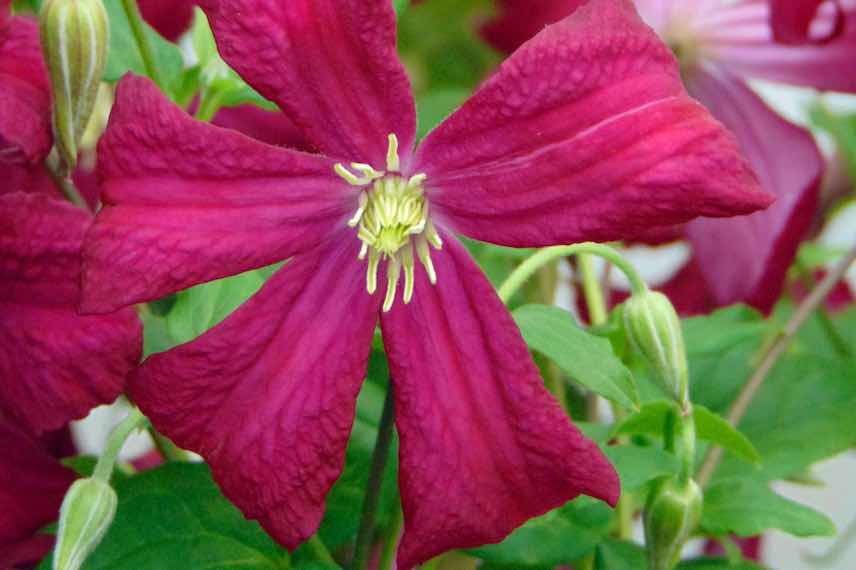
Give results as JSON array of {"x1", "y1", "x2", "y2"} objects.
[
  {"x1": 486, "y1": 0, "x2": 856, "y2": 314},
  {"x1": 770, "y1": 0, "x2": 846, "y2": 44},
  {"x1": 82, "y1": 0, "x2": 770, "y2": 566},
  {"x1": 0, "y1": 416, "x2": 78, "y2": 569},
  {"x1": 0, "y1": 192, "x2": 142, "y2": 435}
]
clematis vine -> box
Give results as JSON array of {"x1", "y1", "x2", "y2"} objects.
[
  {"x1": 486, "y1": 0, "x2": 856, "y2": 313},
  {"x1": 82, "y1": 0, "x2": 771, "y2": 566}
]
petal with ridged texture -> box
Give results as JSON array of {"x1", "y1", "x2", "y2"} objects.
[
  {"x1": 129, "y1": 236, "x2": 380, "y2": 550},
  {"x1": 0, "y1": 417, "x2": 77, "y2": 567},
  {"x1": 416, "y1": 0, "x2": 770, "y2": 249},
  {"x1": 684, "y1": 66, "x2": 822, "y2": 313},
  {"x1": 381, "y1": 236, "x2": 619, "y2": 570},
  {"x1": 83, "y1": 76, "x2": 355, "y2": 314},
  {"x1": 694, "y1": 0, "x2": 856, "y2": 91},
  {"x1": 0, "y1": 14, "x2": 51, "y2": 166},
  {"x1": 0, "y1": 193, "x2": 141, "y2": 434},
  {"x1": 199, "y1": 0, "x2": 415, "y2": 165}
]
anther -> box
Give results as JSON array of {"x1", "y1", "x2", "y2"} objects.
[{"x1": 386, "y1": 134, "x2": 400, "y2": 172}]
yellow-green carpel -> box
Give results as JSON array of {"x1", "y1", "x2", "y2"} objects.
[{"x1": 335, "y1": 134, "x2": 442, "y2": 312}]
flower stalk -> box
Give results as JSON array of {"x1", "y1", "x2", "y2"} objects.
[
  {"x1": 119, "y1": 0, "x2": 165, "y2": 90},
  {"x1": 498, "y1": 242, "x2": 647, "y2": 304},
  {"x1": 351, "y1": 386, "x2": 396, "y2": 570},
  {"x1": 53, "y1": 408, "x2": 148, "y2": 570}
]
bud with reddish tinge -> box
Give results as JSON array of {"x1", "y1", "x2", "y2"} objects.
[
  {"x1": 644, "y1": 476, "x2": 703, "y2": 570},
  {"x1": 623, "y1": 290, "x2": 689, "y2": 406},
  {"x1": 53, "y1": 477, "x2": 117, "y2": 570},
  {"x1": 40, "y1": 0, "x2": 109, "y2": 173}
]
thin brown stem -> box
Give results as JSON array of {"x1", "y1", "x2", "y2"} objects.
[{"x1": 696, "y1": 242, "x2": 856, "y2": 487}]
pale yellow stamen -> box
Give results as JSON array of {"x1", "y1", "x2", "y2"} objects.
[{"x1": 334, "y1": 133, "x2": 441, "y2": 311}]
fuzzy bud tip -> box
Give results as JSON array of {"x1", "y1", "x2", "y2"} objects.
[{"x1": 53, "y1": 477, "x2": 117, "y2": 570}]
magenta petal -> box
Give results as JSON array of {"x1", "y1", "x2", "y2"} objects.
[
  {"x1": 380, "y1": 236, "x2": 619, "y2": 569},
  {"x1": 0, "y1": 15, "x2": 52, "y2": 166},
  {"x1": 212, "y1": 104, "x2": 309, "y2": 150},
  {"x1": 698, "y1": 0, "x2": 856, "y2": 92},
  {"x1": 0, "y1": 417, "x2": 77, "y2": 565},
  {"x1": 129, "y1": 236, "x2": 380, "y2": 549},
  {"x1": 684, "y1": 67, "x2": 821, "y2": 313},
  {"x1": 83, "y1": 75, "x2": 356, "y2": 313},
  {"x1": 138, "y1": 0, "x2": 195, "y2": 41},
  {"x1": 200, "y1": 0, "x2": 416, "y2": 165},
  {"x1": 417, "y1": 0, "x2": 770, "y2": 248},
  {"x1": 0, "y1": 193, "x2": 141, "y2": 434}
]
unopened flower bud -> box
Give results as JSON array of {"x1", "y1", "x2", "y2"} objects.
[
  {"x1": 644, "y1": 476, "x2": 703, "y2": 570},
  {"x1": 53, "y1": 477, "x2": 117, "y2": 570},
  {"x1": 623, "y1": 290, "x2": 689, "y2": 405},
  {"x1": 40, "y1": 0, "x2": 109, "y2": 173}
]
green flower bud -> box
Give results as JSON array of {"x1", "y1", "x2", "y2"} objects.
[
  {"x1": 644, "y1": 476, "x2": 703, "y2": 570},
  {"x1": 40, "y1": 0, "x2": 109, "y2": 173},
  {"x1": 623, "y1": 290, "x2": 689, "y2": 405},
  {"x1": 53, "y1": 477, "x2": 117, "y2": 570}
]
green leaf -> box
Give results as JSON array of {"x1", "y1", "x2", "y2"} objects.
[
  {"x1": 513, "y1": 304, "x2": 639, "y2": 410},
  {"x1": 701, "y1": 476, "x2": 836, "y2": 538},
  {"x1": 39, "y1": 463, "x2": 289, "y2": 569},
  {"x1": 713, "y1": 354, "x2": 856, "y2": 481},
  {"x1": 165, "y1": 270, "x2": 266, "y2": 345},
  {"x1": 604, "y1": 445, "x2": 680, "y2": 491},
  {"x1": 693, "y1": 406, "x2": 761, "y2": 465},
  {"x1": 614, "y1": 401, "x2": 760, "y2": 466},
  {"x1": 595, "y1": 539, "x2": 646, "y2": 570},
  {"x1": 103, "y1": 0, "x2": 184, "y2": 96},
  {"x1": 469, "y1": 497, "x2": 613, "y2": 566},
  {"x1": 811, "y1": 104, "x2": 856, "y2": 184}
]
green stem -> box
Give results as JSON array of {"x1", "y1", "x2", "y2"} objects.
[
  {"x1": 377, "y1": 507, "x2": 402, "y2": 570},
  {"x1": 149, "y1": 427, "x2": 189, "y2": 462},
  {"x1": 578, "y1": 253, "x2": 608, "y2": 326},
  {"x1": 93, "y1": 408, "x2": 148, "y2": 482},
  {"x1": 351, "y1": 386, "x2": 396, "y2": 570},
  {"x1": 577, "y1": 552, "x2": 595, "y2": 570},
  {"x1": 120, "y1": 0, "x2": 166, "y2": 90},
  {"x1": 498, "y1": 243, "x2": 646, "y2": 305},
  {"x1": 195, "y1": 88, "x2": 225, "y2": 122},
  {"x1": 45, "y1": 151, "x2": 87, "y2": 210},
  {"x1": 307, "y1": 535, "x2": 336, "y2": 566}
]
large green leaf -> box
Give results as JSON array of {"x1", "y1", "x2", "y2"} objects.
[
  {"x1": 165, "y1": 270, "x2": 266, "y2": 346},
  {"x1": 468, "y1": 497, "x2": 613, "y2": 567},
  {"x1": 103, "y1": 0, "x2": 184, "y2": 96},
  {"x1": 513, "y1": 304, "x2": 639, "y2": 410},
  {"x1": 39, "y1": 463, "x2": 290, "y2": 569},
  {"x1": 701, "y1": 476, "x2": 836, "y2": 538}
]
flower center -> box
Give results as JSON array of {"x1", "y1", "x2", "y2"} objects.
[{"x1": 334, "y1": 134, "x2": 442, "y2": 312}]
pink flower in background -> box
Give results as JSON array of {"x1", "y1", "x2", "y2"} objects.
[
  {"x1": 0, "y1": 193, "x2": 142, "y2": 435},
  {"x1": 486, "y1": 0, "x2": 856, "y2": 313},
  {"x1": 770, "y1": 0, "x2": 845, "y2": 43},
  {"x1": 82, "y1": 0, "x2": 770, "y2": 566}
]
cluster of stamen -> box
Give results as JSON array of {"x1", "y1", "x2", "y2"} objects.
[{"x1": 335, "y1": 134, "x2": 441, "y2": 312}]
